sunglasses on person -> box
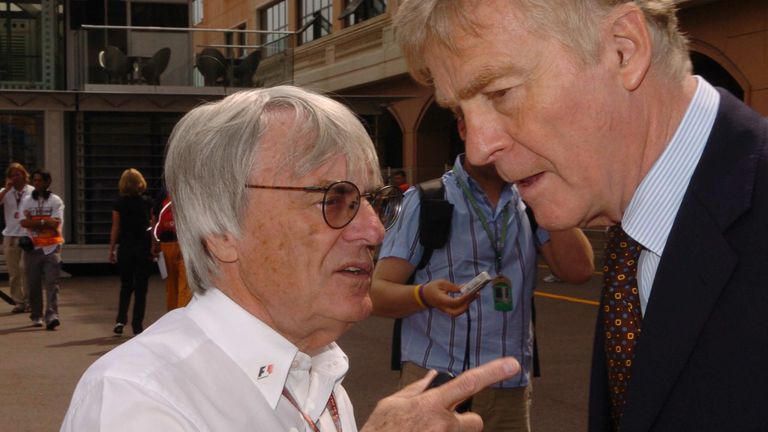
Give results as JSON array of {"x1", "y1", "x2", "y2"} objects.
[{"x1": 245, "y1": 180, "x2": 403, "y2": 230}]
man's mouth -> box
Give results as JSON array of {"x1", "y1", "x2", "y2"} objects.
[
  {"x1": 339, "y1": 263, "x2": 372, "y2": 276},
  {"x1": 343, "y1": 266, "x2": 365, "y2": 275},
  {"x1": 516, "y1": 172, "x2": 544, "y2": 189}
]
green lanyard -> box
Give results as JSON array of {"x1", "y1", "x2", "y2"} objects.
[{"x1": 453, "y1": 169, "x2": 510, "y2": 273}]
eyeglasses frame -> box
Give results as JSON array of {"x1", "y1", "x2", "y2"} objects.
[{"x1": 244, "y1": 180, "x2": 402, "y2": 230}]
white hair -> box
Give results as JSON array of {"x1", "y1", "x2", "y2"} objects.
[
  {"x1": 395, "y1": 0, "x2": 690, "y2": 85},
  {"x1": 164, "y1": 86, "x2": 381, "y2": 292}
]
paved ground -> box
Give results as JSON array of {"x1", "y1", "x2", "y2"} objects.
[{"x1": 0, "y1": 266, "x2": 601, "y2": 431}]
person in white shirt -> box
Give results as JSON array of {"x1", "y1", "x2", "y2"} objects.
[
  {"x1": 62, "y1": 86, "x2": 520, "y2": 432},
  {"x1": 0, "y1": 162, "x2": 35, "y2": 312},
  {"x1": 19, "y1": 169, "x2": 65, "y2": 330}
]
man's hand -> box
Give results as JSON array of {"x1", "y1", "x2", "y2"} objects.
[
  {"x1": 421, "y1": 280, "x2": 478, "y2": 317},
  {"x1": 361, "y1": 357, "x2": 520, "y2": 432}
]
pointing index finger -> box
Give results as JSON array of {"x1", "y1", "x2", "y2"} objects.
[{"x1": 427, "y1": 357, "x2": 520, "y2": 409}]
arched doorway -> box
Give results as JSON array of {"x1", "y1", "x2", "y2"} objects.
[
  {"x1": 413, "y1": 101, "x2": 463, "y2": 182},
  {"x1": 371, "y1": 108, "x2": 403, "y2": 170},
  {"x1": 690, "y1": 51, "x2": 744, "y2": 100}
]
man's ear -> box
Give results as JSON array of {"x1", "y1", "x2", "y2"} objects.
[
  {"x1": 609, "y1": 4, "x2": 652, "y2": 91},
  {"x1": 204, "y1": 232, "x2": 239, "y2": 264}
]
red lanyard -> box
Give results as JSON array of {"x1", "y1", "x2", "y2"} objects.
[{"x1": 281, "y1": 388, "x2": 342, "y2": 432}]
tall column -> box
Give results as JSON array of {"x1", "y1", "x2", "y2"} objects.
[{"x1": 44, "y1": 110, "x2": 69, "y2": 241}]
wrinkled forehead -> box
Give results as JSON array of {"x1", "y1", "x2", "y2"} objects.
[
  {"x1": 419, "y1": 0, "x2": 548, "y2": 84},
  {"x1": 255, "y1": 108, "x2": 382, "y2": 190}
]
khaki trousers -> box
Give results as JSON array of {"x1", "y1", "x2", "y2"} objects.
[
  {"x1": 400, "y1": 362, "x2": 532, "y2": 432},
  {"x1": 160, "y1": 241, "x2": 191, "y2": 310},
  {"x1": 3, "y1": 236, "x2": 27, "y2": 304}
]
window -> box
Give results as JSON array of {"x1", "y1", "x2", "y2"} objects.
[
  {"x1": 225, "y1": 23, "x2": 247, "y2": 59},
  {"x1": 0, "y1": 111, "x2": 44, "y2": 173},
  {"x1": 259, "y1": 0, "x2": 287, "y2": 57},
  {"x1": 298, "y1": 0, "x2": 332, "y2": 45},
  {"x1": 0, "y1": 0, "x2": 64, "y2": 90},
  {"x1": 192, "y1": 0, "x2": 203, "y2": 25},
  {"x1": 339, "y1": 0, "x2": 386, "y2": 27},
  {"x1": 72, "y1": 111, "x2": 181, "y2": 244},
  {"x1": 132, "y1": 2, "x2": 189, "y2": 28}
]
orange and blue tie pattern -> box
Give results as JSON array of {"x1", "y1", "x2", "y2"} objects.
[{"x1": 602, "y1": 225, "x2": 643, "y2": 430}]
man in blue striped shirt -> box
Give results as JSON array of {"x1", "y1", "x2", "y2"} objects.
[{"x1": 373, "y1": 152, "x2": 594, "y2": 431}]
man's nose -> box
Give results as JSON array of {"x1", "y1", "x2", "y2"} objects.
[
  {"x1": 346, "y1": 200, "x2": 385, "y2": 245},
  {"x1": 462, "y1": 105, "x2": 510, "y2": 166}
]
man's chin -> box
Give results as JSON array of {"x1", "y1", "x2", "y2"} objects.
[
  {"x1": 351, "y1": 299, "x2": 373, "y2": 323},
  {"x1": 527, "y1": 203, "x2": 586, "y2": 231}
]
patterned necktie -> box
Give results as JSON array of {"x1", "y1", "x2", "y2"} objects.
[{"x1": 602, "y1": 224, "x2": 643, "y2": 430}]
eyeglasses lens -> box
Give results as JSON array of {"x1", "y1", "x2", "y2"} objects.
[
  {"x1": 371, "y1": 186, "x2": 401, "y2": 229},
  {"x1": 323, "y1": 182, "x2": 360, "y2": 229},
  {"x1": 323, "y1": 182, "x2": 402, "y2": 230}
]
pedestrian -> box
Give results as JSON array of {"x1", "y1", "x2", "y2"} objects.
[
  {"x1": 108, "y1": 168, "x2": 154, "y2": 335},
  {"x1": 389, "y1": 169, "x2": 410, "y2": 193},
  {"x1": 19, "y1": 169, "x2": 64, "y2": 330},
  {"x1": 373, "y1": 152, "x2": 593, "y2": 431},
  {"x1": 0, "y1": 162, "x2": 34, "y2": 313},
  {"x1": 62, "y1": 86, "x2": 520, "y2": 432},
  {"x1": 394, "y1": 1, "x2": 768, "y2": 431}
]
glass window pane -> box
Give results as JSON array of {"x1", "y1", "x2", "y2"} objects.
[{"x1": 259, "y1": 1, "x2": 287, "y2": 57}]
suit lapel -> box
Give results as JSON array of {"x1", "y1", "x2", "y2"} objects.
[
  {"x1": 621, "y1": 90, "x2": 760, "y2": 431},
  {"x1": 621, "y1": 199, "x2": 736, "y2": 431}
]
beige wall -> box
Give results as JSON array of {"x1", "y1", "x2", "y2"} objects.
[{"x1": 680, "y1": 0, "x2": 768, "y2": 115}]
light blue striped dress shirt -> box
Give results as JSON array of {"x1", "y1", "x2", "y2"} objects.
[
  {"x1": 378, "y1": 155, "x2": 549, "y2": 388},
  {"x1": 623, "y1": 77, "x2": 720, "y2": 314}
]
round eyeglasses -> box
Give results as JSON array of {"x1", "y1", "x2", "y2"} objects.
[{"x1": 245, "y1": 180, "x2": 403, "y2": 230}]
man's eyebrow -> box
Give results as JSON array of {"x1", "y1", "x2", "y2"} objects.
[
  {"x1": 459, "y1": 67, "x2": 505, "y2": 99},
  {"x1": 434, "y1": 64, "x2": 518, "y2": 109}
]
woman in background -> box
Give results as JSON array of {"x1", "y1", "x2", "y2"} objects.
[{"x1": 108, "y1": 168, "x2": 154, "y2": 335}]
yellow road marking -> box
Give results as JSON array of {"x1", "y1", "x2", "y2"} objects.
[
  {"x1": 537, "y1": 263, "x2": 603, "y2": 276},
  {"x1": 534, "y1": 291, "x2": 599, "y2": 306}
]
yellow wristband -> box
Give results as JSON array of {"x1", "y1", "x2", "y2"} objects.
[{"x1": 413, "y1": 284, "x2": 427, "y2": 309}]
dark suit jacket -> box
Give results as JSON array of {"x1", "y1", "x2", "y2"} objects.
[{"x1": 589, "y1": 89, "x2": 768, "y2": 432}]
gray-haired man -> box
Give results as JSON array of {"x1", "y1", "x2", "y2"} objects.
[{"x1": 62, "y1": 86, "x2": 519, "y2": 432}]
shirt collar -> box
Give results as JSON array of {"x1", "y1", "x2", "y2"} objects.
[
  {"x1": 289, "y1": 345, "x2": 349, "y2": 420},
  {"x1": 186, "y1": 288, "x2": 298, "y2": 409},
  {"x1": 186, "y1": 288, "x2": 349, "y2": 412},
  {"x1": 623, "y1": 76, "x2": 720, "y2": 255},
  {"x1": 451, "y1": 154, "x2": 518, "y2": 215}
]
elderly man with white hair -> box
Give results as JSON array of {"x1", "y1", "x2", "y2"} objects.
[{"x1": 62, "y1": 86, "x2": 519, "y2": 432}]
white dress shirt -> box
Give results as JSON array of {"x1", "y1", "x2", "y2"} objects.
[
  {"x1": 1, "y1": 184, "x2": 34, "y2": 236},
  {"x1": 623, "y1": 77, "x2": 720, "y2": 314},
  {"x1": 61, "y1": 287, "x2": 357, "y2": 432}
]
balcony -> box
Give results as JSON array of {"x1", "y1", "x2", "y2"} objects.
[{"x1": 71, "y1": 25, "x2": 296, "y2": 94}]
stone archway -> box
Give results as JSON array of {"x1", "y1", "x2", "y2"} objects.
[
  {"x1": 412, "y1": 100, "x2": 462, "y2": 182},
  {"x1": 690, "y1": 51, "x2": 745, "y2": 101}
]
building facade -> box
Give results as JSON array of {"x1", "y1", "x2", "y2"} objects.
[{"x1": 0, "y1": 0, "x2": 765, "y2": 264}]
